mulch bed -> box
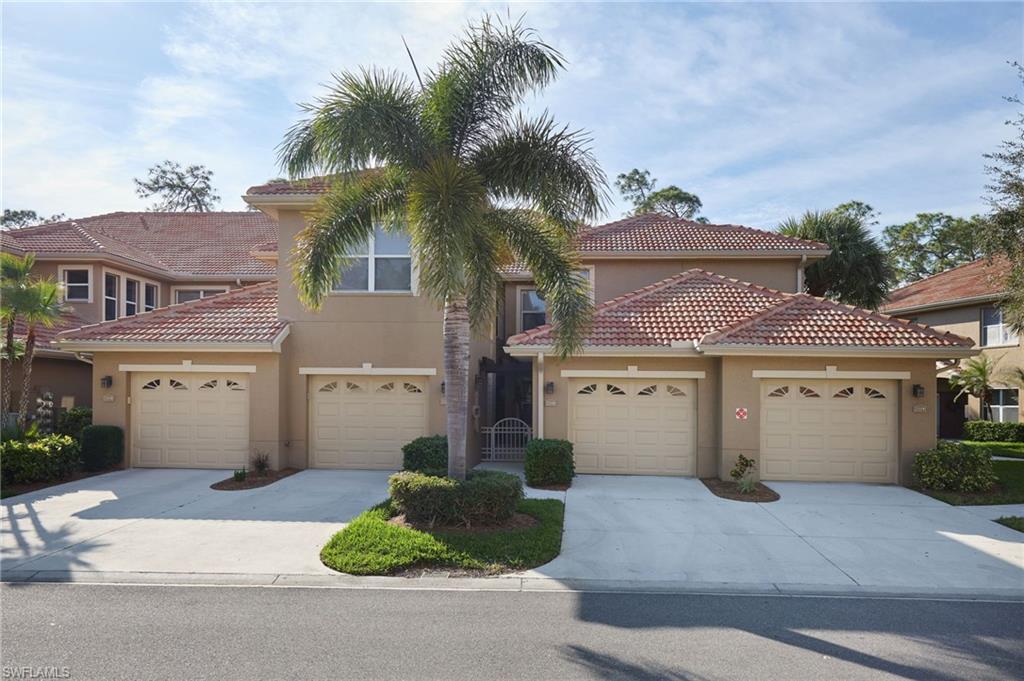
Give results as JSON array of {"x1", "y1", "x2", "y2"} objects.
[
  {"x1": 210, "y1": 468, "x2": 299, "y2": 491},
  {"x1": 701, "y1": 478, "x2": 780, "y2": 503},
  {"x1": 387, "y1": 512, "x2": 539, "y2": 534},
  {"x1": 1, "y1": 467, "x2": 123, "y2": 500}
]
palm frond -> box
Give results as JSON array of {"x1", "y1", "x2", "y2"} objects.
[
  {"x1": 278, "y1": 68, "x2": 428, "y2": 177},
  {"x1": 487, "y1": 208, "x2": 592, "y2": 357},
  {"x1": 473, "y1": 112, "x2": 607, "y2": 230},
  {"x1": 424, "y1": 14, "x2": 565, "y2": 157},
  {"x1": 292, "y1": 167, "x2": 409, "y2": 309}
]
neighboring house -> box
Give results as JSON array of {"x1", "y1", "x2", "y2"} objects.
[
  {"x1": 882, "y1": 257, "x2": 1020, "y2": 437},
  {"x1": 53, "y1": 181, "x2": 976, "y2": 485},
  {"x1": 1, "y1": 212, "x2": 278, "y2": 413}
]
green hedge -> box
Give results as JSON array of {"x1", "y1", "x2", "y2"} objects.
[
  {"x1": 388, "y1": 470, "x2": 523, "y2": 527},
  {"x1": 81, "y1": 425, "x2": 124, "y2": 471},
  {"x1": 1, "y1": 435, "x2": 80, "y2": 486},
  {"x1": 914, "y1": 440, "x2": 997, "y2": 492},
  {"x1": 402, "y1": 435, "x2": 448, "y2": 475},
  {"x1": 963, "y1": 420, "x2": 1024, "y2": 442},
  {"x1": 524, "y1": 439, "x2": 574, "y2": 487},
  {"x1": 57, "y1": 407, "x2": 92, "y2": 440}
]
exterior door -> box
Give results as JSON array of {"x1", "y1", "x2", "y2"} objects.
[{"x1": 568, "y1": 379, "x2": 696, "y2": 476}]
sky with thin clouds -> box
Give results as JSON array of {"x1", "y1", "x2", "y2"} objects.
[{"x1": 2, "y1": 2, "x2": 1021, "y2": 231}]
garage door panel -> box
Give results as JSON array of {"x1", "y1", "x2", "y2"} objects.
[{"x1": 760, "y1": 380, "x2": 897, "y2": 483}]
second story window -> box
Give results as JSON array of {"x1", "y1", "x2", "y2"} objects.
[
  {"x1": 518, "y1": 269, "x2": 593, "y2": 333},
  {"x1": 982, "y1": 307, "x2": 1019, "y2": 347},
  {"x1": 104, "y1": 273, "x2": 120, "y2": 321},
  {"x1": 144, "y1": 283, "x2": 158, "y2": 312},
  {"x1": 175, "y1": 288, "x2": 226, "y2": 304},
  {"x1": 125, "y1": 279, "x2": 139, "y2": 317},
  {"x1": 61, "y1": 268, "x2": 91, "y2": 302},
  {"x1": 334, "y1": 225, "x2": 412, "y2": 293}
]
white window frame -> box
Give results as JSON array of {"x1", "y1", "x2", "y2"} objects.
[
  {"x1": 171, "y1": 287, "x2": 228, "y2": 305},
  {"x1": 988, "y1": 388, "x2": 1019, "y2": 423},
  {"x1": 144, "y1": 282, "x2": 159, "y2": 312},
  {"x1": 57, "y1": 265, "x2": 92, "y2": 303},
  {"x1": 981, "y1": 307, "x2": 1019, "y2": 347},
  {"x1": 331, "y1": 228, "x2": 415, "y2": 294},
  {"x1": 124, "y1": 277, "x2": 140, "y2": 317},
  {"x1": 515, "y1": 267, "x2": 594, "y2": 334},
  {"x1": 101, "y1": 267, "x2": 160, "y2": 320}
]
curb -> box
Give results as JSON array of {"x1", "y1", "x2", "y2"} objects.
[{"x1": 3, "y1": 570, "x2": 1023, "y2": 602}]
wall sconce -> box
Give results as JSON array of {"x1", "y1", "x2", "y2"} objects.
[
  {"x1": 440, "y1": 381, "x2": 445, "y2": 395},
  {"x1": 544, "y1": 381, "x2": 555, "y2": 395},
  {"x1": 100, "y1": 376, "x2": 113, "y2": 389},
  {"x1": 912, "y1": 384, "x2": 925, "y2": 398}
]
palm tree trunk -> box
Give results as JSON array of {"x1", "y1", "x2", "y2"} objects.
[
  {"x1": 443, "y1": 295, "x2": 471, "y2": 480},
  {"x1": 2, "y1": 321, "x2": 15, "y2": 418},
  {"x1": 18, "y1": 326, "x2": 36, "y2": 428}
]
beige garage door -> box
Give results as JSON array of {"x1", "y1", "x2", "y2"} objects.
[
  {"x1": 131, "y1": 372, "x2": 249, "y2": 468},
  {"x1": 310, "y1": 376, "x2": 429, "y2": 469},
  {"x1": 569, "y1": 379, "x2": 696, "y2": 476},
  {"x1": 760, "y1": 380, "x2": 898, "y2": 483}
]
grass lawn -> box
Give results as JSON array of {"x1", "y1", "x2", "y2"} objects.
[
  {"x1": 321, "y1": 498, "x2": 564, "y2": 575},
  {"x1": 959, "y1": 440, "x2": 1024, "y2": 460},
  {"x1": 921, "y1": 460, "x2": 1024, "y2": 506},
  {"x1": 995, "y1": 516, "x2": 1024, "y2": 533}
]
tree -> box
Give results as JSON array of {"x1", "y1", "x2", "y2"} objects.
[
  {"x1": 0, "y1": 252, "x2": 35, "y2": 417},
  {"x1": 834, "y1": 200, "x2": 879, "y2": 227},
  {"x1": 279, "y1": 15, "x2": 605, "y2": 479},
  {"x1": 778, "y1": 208, "x2": 893, "y2": 309},
  {"x1": 1, "y1": 209, "x2": 66, "y2": 230},
  {"x1": 982, "y1": 62, "x2": 1024, "y2": 332},
  {"x1": 134, "y1": 161, "x2": 221, "y2": 212},
  {"x1": 882, "y1": 213, "x2": 987, "y2": 283},
  {"x1": 614, "y1": 168, "x2": 705, "y2": 220},
  {"x1": 16, "y1": 279, "x2": 65, "y2": 427},
  {"x1": 949, "y1": 355, "x2": 997, "y2": 420}
]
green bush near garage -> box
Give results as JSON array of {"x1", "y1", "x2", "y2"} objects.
[
  {"x1": 914, "y1": 440, "x2": 997, "y2": 493},
  {"x1": 963, "y1": 420, "x2": 1024, "y2": 442},
  {"x1": 388, "y1": 469, "x2": 523, "y2": 527},
  {"x1": 401, "y1": 435, "x2": 448, "y2": 476},
  {"x1": 524, "y1": 438, "x2": 574, "y2": 487},
  {"x1": 0, "y1": 435, "x2": 80, "y2": 486},
  {"x1": 81, "y1": 425, "x2": 124, "y2": 471},
  {"x1": 57, "y1": 406, "x2": 92, "y2": 440}
]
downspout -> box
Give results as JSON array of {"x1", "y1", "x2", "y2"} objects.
[
  {"x1": 536, "y1": 352, "x2": 545, "y2": 438},
  {"x1": 797, "y1": 255, "x2": 807, "y2": 292}
]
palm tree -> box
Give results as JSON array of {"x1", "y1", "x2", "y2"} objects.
[
  {"x1": 0, "y1": 252, "x2": 35, "y2": 417},
  {"x1": 778, "y1": 210, "x2": 893, "y2": 309},
  {"x1": 279, "y1": 16, "x2": 606, "y2": 479},
  {"x1": 17, "y1": 279, "x2": 65, "y2": 427},
  {"x1": 950, "y1": 355, "x2": 997, "y2": 420}
]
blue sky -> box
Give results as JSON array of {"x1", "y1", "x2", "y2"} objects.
[{"x1": 2, "y1": 2, "x2": 1021, "y2": 231}]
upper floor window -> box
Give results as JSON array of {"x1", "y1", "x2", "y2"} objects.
[
  {"x1": 517, "y1": 268, "x2": 594, "y2": 333},
  {"x1": 982, "y1": 307, "x2": 1018, "y2": 347},
  {"x1": 144, "y1": 283, "x2": 158, "y2": 312},
  {"x1": 104, "y1": 273, "x2": 120, "y2": 321},
  {"x1": 333, "y1": 225, "x2": 412, "y2": 292},
  {"x1": 175, "y1": 288, "x2": 226, "y2": 304},
  {"x1": 60, "y1": 268, "x2": 91, "y2": 302},
  {"x1": 989, "y1": 388, "x2": 1019, "y2": 423},
  {"x1": 125, "y1": 279, "x2": 139, "y2": 317}
]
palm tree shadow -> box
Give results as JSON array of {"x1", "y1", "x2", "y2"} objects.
[{"x1": 562, "y1": 644, "x2": 711, "y2": 681}]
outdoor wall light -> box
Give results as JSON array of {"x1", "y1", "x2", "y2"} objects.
[
  {"x1": 100, "y1": 375, "x2": 113, "y2": 389},
  {"x1": 440, "y1": 381, "x2": 445, "y2": 395},
  {"x1": 544, "y1": 381, "x2": 555, "y2": 395},
  {"x1": 912, "y1": 384, "x2": 925, "y2": 398}
]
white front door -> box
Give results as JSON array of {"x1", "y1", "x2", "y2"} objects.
[
  {"x1": 131, "y1": 372, "x2": 250, "y2": 468},
  {"x1": 569, "y1": 379, "x2": 696, "y2": 476}
]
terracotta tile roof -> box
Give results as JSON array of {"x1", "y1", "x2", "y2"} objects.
[
  {"x1": 702, "y1": 295, "x2": 973, "y2": 349},
  {"x1": 3, "y1": 212, "x2": 278, "y2": 277},
  {"x1": 247, "y1": 177, "x2": 334, "y2": 195},
  {"x1": 507, "y1": 269, "x2": 973, "y2": 351},
  {"x1": 882, "y1": 257, "x2": 1010, "y2": 313},
  {"x1": 5, "y1": 308, "x2": 90, "y2": 350},
  {"x1": 56, "y1": 282, "x2": 285, "y2": 346},
  {"x1": 508, "y1": 270, "x2": 788, "y2": 347}
]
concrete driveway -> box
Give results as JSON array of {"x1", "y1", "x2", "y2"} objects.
[
  {"x1": 2, "y1": 468, "x2": 390, "y2": 580},
  {"x1": 528, "y1": 476, "x2": 1024, "y2": 593}
]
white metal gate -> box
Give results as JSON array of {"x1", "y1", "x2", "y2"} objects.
[{"x1": 480, "y1": 417, "x2": 532, "y2": 461}]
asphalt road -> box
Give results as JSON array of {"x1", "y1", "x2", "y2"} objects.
[{"x1": 2, "y1": 584, "x2": 1022, "y2": 681}]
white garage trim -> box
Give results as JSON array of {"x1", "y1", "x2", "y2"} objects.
[
  {"x1": 561, "y1": 366, "x2": 705, "y2": 379},
  {"x1": 299, "y1": 364, "x2": 437, "y2": 376},
  {"x1": 120, "y1": 362, "x2": 257, "y2": 373},
  {"x1": 753, "y1": 367, "x2": 911, "y2": 380}
]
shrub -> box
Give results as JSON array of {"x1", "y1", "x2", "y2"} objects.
[
  {"x1": 963, "y1": 420, "x2": 1024, "y2": 442},
  {"x1": 388, "y1": 469, "x2": 523, "y2": 527},
  {"x1": 914, "y1": 441, "x2": 997, "y2": 492},
  {"x1": 0, "y1": 434, "x2": 80, "y2": 486},
  {"x1": 251, "y1": 451, "x2": 270, "y2": 476},
  {"x1": 57, "y1": 407, "x2": 92, "y2": 440},
  {"x1": 80, "y1": 425, "x2": 124, "y2": 471},
  {"x1": 401, "y1": 435, "x2": 448, "y2": 473},
  {"x1": 524, "y1": 439, "x2": 574, "y2": 487},
  {"x1": 730, "y1": 454, "x2": 757, "y2": 483},
  {"x1": 233, "y1": 468, "x2": 247, "y2": 482}
]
